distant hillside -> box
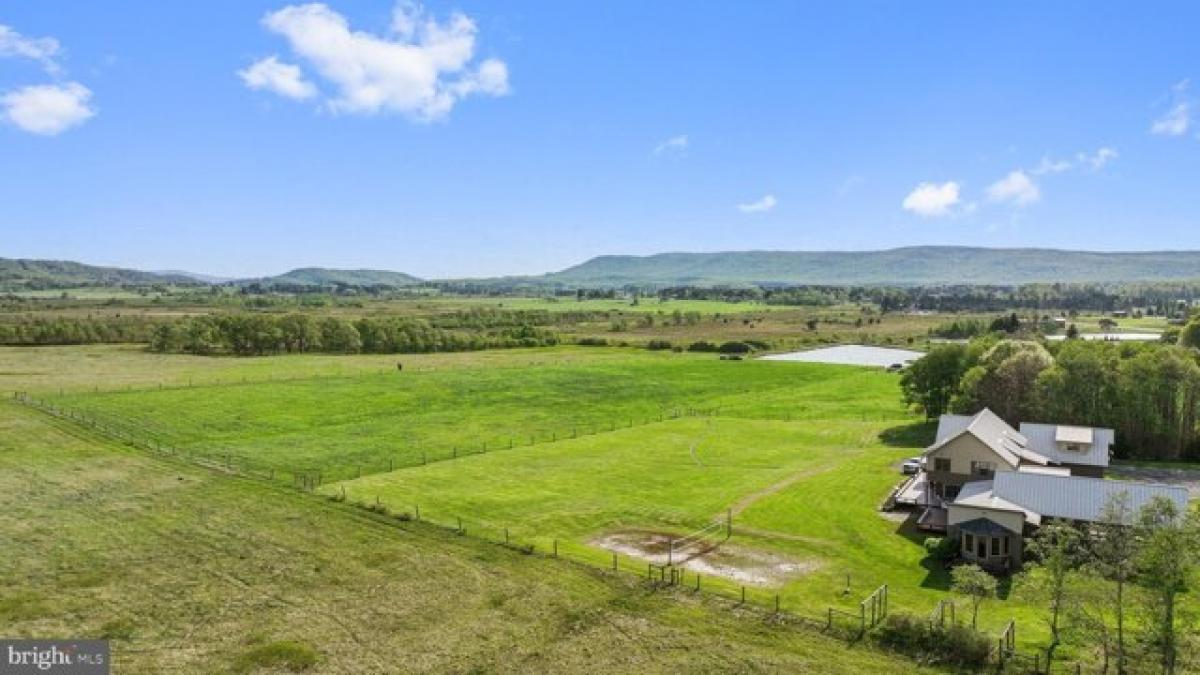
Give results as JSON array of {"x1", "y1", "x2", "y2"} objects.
[
  {"x1": 545, "y1": 247, "x2": 1200, "y2": 286},
  {"x1": 154, "y1": 270, "x2": 233, "y2": 284},
  {"x1": 0, "y1": 258, "x2": 197, "y2": 291},
  {"x1": 256, "y1": 267, "x2": 423, "y2": 287}
]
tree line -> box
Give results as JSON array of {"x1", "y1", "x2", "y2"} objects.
[
  {"x1": 148, "y1": 314, "x2": 559, "y2": 356},
  {"x1": 0, "y1": 316, "x2": 160, "y2": 345},
  {"x1": 901, "y1": 330, "x2": 1200, "y2": 460}
]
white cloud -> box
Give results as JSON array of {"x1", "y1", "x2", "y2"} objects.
[
  {"x1": 1151, "y1": 80, "x2": 1191, "y2": 136},
  {"x1": 654, "y1": 134, "x2": 688, "y2": 155},
  {"x1": 1078, "y1": 146, "x2": 1118, "y2": 170},
  {"x1": 987, "y1": 170, "x2": 1040, "y2": 206},
  {"x1": 239, "y1": 55, "x2": 317, "y2": 99},
  {"x1": 1151, "y1": 102, "x2": 1190, "y2": 136},
  {"x1": 247, "y1": 2, "x2": 509, "y2": 120},
  {"x1": 1, "y1": 82, "x2": 94, "y2": 135},
  {"x1": 1031, "y1": 156, "x2": 1072, "y2": 175},
  {"x1": 1031, "y1": 146, "x2": 1118, "y2": 176},
  {"x1": 0, "y1": 24, "x2": 61, "y2": 74},
  {"x1": 901, "y1": 181, "x2": 960, "y2": 217},
  {"x1": 737, "y1": 194, "x2": 777, "y2": 213}
]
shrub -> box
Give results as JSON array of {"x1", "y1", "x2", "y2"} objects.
[
  {"x1": 873, "y1": 613, "x2": 990, "y2": 667},
  {"x1": 646, "y1": 340, "x2": 673, "y2": 351},
  {"x1": 687, "y1": 341, "x2": 719, "y2": 352},
  {"x1": 717, "y1": 341, "x2": 752, "y2": 354},
  {"x1": 576, "y1": 337, "x2": 608, "y2": 346},
  {"x1": 923, "y1": 536, "x2": 957, "y2": 561}
]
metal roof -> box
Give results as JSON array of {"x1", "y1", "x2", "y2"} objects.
[
  {"x1": 1055, "y1": 426, "x2": 1094, "y2": 444},
  {"x1": 992, "y1": 472, "x2": 1189, "y2": 523},
  {"x1": 958, "y1": 517, "x2": 1020, "y2": 536},
  {"x1": 935, "y1": 414, "x2": 974, "y2": 444},
  {"x1": 1019, "y1": 422, "x2": 1114, "y2": 468},
  {"x1": 929, "y1": 410, "x2": 1048, "y2": 467}
]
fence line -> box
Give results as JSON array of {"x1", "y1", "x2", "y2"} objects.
[
  {"x1": 15, "y1": 390, "x2": 744, "y2": 485},
  {"x1": 11, "y1": 391, "x2": 1088, "y2": 672}
]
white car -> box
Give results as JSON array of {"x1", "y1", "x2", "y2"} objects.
[{"x1": 900, "y1": 457, "x2": 923, "y2": 475}]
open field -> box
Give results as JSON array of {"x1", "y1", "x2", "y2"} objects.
[
  {"x1": 0, "y1": 400, "x2": 950, "y2": 674},
  {"x1": 8, "y1": 344, "x2": 1197, "y2": 668},
  {"x1": 43, "y1": 350, "x2": 907, "y2": 480}
]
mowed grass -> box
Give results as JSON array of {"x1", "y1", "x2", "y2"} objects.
[
  {"x1": 0, "y1": 400, "x2": 950, "y2": 674},
  {"x1": 332, "y1": 416, "x2": 895, "y2": 537},
  {"x1": 324, "y1": 414, "x2": 1017, "y2": 634},
  {"x1": 47, "y1": 351, "x2": 909, "y2": 480}
]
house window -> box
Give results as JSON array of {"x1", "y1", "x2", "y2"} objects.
[
  {"x1": 934, "y1": 458, "x2": 952, "y2": 473},
  {"x1": 1002, "y1": 536, "x2": 1009, "y2": 555},
  {"x1": 970, "y1": 461, "x2": 996, "y2": 478},
  {"x1": 963, "y1": 533, "x2": 974, "y2": 555},
  {"x1": 1066, "y1": 443, "x2": 1081, "y2": 452},
  {"x1": 991, "y1": 537, "x2": 1001, "y2": 556}
]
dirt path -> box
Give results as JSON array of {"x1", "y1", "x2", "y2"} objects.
[{"x1": 728, "y1": 465, "x2": 836, "y2": 517}]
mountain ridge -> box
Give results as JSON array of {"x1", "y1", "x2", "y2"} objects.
[
  {"x1": 8, "y1": 247, "x2": 1200, "y2": 290},
  {"x1": 543, "y1": 247, "x2": 1200, "y2": 286}
]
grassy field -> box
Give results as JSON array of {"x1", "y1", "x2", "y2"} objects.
[
  {"x1": 0, "y1": 400, "x2": 949, "y2": 674},
  {"x1": 8, "y1": 343, "x2": 1194, "y2": 668},
  {"x1": 43, "y1": 350, "x2": 906, "y2": 480}
]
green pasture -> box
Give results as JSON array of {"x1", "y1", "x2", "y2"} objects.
[
  {"x1": 46, "y1": 351, "x2": 907, "y2": 480},
  {"x1": 0, "y1": 400, "x2": 945, "y2": 674},
  {"x1": 18, "y1": 343, "x2": 1191, "y2": 664}
]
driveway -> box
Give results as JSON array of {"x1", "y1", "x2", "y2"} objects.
[{"x1": 1108, "y1": 464, "x2": 1200, "y2": 498}]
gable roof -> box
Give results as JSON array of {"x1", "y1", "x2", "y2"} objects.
[
  {"x1": 927, "y1": 409, "x2": 1048, "y2": 467},
  {"x1": 935, "y1": 414, "x2": 975, "y2": 444},
  {"x1": 1019, "y1": 422, "x2": 1114, "y2": 468},
  {"x1": 958, "y1": 517, "x2": 1021, "y2": 536},
  {"x1": 991, "y1": 472, "x2": 1189, "y2": 523}
]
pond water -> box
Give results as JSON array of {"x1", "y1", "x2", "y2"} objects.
[{"x1": 759, "y1": 344, "x2": 924, "y2": 368}]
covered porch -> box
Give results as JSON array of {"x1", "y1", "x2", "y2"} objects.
[{"x1": 953, "y1": 517, "x2": 1020, "y2": 574}]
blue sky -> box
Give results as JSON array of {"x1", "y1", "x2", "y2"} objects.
[{"x1": 2, "y1": 1, "x2": 1199, "y2": 278}]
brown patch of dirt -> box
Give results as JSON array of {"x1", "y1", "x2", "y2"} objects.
[{"x1": 592, "y1": 530, "x2": 819, "y2": 586}]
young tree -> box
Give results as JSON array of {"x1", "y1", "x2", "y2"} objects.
[
  {"x1": 1066, "y1": 575, "x2": 1120, "y2": 675},
  {"x1": 1179, "y1": 318, "x2": 1200, "y2": 350},
  {"x1": 1087, "y1": 492, "x2": 1139, "y2": 674},
  {"x1": 1136, "y1": 496, "x2": 1200, "y2": 674},
  {"x1": 952, "y1": 564, "x2": 998, "y2": 629},
  {"x1": 1020, "y1": 520, "x2": 1084, "y2": 646},
  {"x1": 900, "y1": 343, "x2": 968, "y2": 418}
]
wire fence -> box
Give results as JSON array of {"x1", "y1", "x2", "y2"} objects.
[
  {"x1": 16, "y1": 389, "x2": 742, "y2": 485},
  {"x1": 11, "y1": 391, "x2": 1093, "y2": 672}
]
